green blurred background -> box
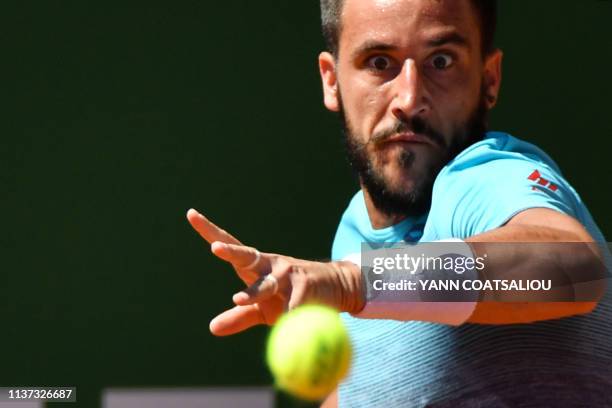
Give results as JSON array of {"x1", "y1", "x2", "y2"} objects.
[{"x1": 2, "y1": 1, "x2": 610, "y2": 407}]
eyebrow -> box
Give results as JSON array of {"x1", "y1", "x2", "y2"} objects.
[
  {"x1": 350, "y1": 32, "x2": 470, "y2": 61},
  {"x1": 351, "y1": 41, "x2": 396, "y2": 61},
  {"x1": 426, "y1": 32, "x2": 469, "y2": 48}
]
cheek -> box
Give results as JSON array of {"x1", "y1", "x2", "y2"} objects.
[
  {"x1": 340, "y1": 74, "x2": 389, "y2": 138},
  {"x1": 429, "y1": 77, "x2": 481, "y2": 132}
]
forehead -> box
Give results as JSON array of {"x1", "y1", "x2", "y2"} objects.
[{"x1": 340, "y1": 0, "x2": 480, "y2": 51}]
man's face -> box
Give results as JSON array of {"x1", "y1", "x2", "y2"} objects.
[{"x1": 319, "y1": 0, "x2": 501, "y2": 217}]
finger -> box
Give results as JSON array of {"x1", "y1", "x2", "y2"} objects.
[
  {"x1": 211, "y1": 242, "x2": 268, "y2": 273},
  {"x1": 233, "y1": 274, "x2": 281, "y2": 306},
  {"x1": 209, "y1": 305, "x2": 266, "y2": 336},
  {"x1": 186, "y1": 208, "x2": 242, "y2": 246}
]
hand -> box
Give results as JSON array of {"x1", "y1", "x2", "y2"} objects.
[{"x1": 186, "y1": 208, "x2": 365, "y2": 336}]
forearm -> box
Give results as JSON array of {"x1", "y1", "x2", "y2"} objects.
[
  {"x1": 465, "y1": 224, "x2": 607, "y2": 324},
  {"x1": 345, "y1": 223, "x2": 606, "y2": 325}
]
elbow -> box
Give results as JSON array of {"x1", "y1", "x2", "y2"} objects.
[
  {"x1": 570, "y1": 301, "x2": 599, "y2": 317},
  {"x1": 569, "y1": 266, "x2": 607, "y2": 317},
  {"x1": 567, "y1": 243, "x2": 609, "y2": 305}
]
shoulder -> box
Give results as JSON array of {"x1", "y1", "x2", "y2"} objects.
[
  {"x1": 337, "y1": 191, "x2": 367, "y2": 231},
  {"x1": 331, "y1": 191, "x2": 367, "y2": 260},
  {"x1": 443, "y1": 131, "x2": 562, "y2": 175},
  {"x1": 435, "y1": 131, "x2": 568, "y2": 194},
  {"x1": 426, "y1": 132, "x2": 582, "y2": 239}
]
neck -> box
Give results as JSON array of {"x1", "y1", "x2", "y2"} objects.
[{"x1": 362, "y1": 186, "x2": 407, "y2": 229}]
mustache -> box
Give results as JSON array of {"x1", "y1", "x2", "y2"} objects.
[{"x1": 370, "y1": 117, "x2": 446, "y2": 148}]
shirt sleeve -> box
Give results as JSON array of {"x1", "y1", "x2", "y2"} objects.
[{"x1": 430, "y1": 157, "x2": 580, "y2": 239}]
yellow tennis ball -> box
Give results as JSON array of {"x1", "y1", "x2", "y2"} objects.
[{"x1": 266, "y1": 304, "x2": 352, "y2": 401}]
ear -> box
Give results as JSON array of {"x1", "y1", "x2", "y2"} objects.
[
  {"x1": 483, "y1": 49, "x2": 503, "y2": 109},
  {"x1": 318, "y1": 51, "x2": 340, "y2": 112}
]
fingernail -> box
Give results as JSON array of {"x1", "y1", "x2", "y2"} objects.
[
  {"x1": 188, "y1": 208, "x2": 204, "y2": 218},
  {"x1": 209, "y1": 317, "x2": 220, "y2": 333},
  {"x1": 211, "y1": 241, "x2": 225, "y2": 252},
  {"x1": 233, "y1": 292, "x2": 248, "y2": 303}
]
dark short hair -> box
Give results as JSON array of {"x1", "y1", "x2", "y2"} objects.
[{"x1": 320, "y1": 0, "x2": 497, "y2": 57}]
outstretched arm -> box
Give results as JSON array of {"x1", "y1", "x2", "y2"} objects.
[{"x1": 187, "y1": 207, "x2": 607, "y2": 334}]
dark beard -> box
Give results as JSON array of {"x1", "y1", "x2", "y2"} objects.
[{"x1": 340, "y1": 89, "x2": 489, "y2": 219}]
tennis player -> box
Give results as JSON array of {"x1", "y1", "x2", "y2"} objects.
[{"x1": 187, "y1": 0, "x2": 612, "y2": 406}]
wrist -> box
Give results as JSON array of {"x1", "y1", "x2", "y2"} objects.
[
  {"x1": 342, "y1": 239, "x2": 479, "y2": 325},
  {"x1": 332, "y1": 260, "x2": 366, "y2": 314}
]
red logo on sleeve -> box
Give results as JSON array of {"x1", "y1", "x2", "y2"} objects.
[{"x1": 528, "y1": 170, "x2": 558, "y2": 192}]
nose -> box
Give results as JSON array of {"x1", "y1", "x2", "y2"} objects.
[{"x1": 390, "y1": 59, "x2": 428, "y2": 122}]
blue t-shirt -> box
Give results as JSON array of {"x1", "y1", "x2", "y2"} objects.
[{"x1": 332, "y1": 132, "x2": 611, "y2": 407}]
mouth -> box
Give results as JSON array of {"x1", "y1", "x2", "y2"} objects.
[{"x1": 381, "y1": 132, "x2": 437, "y2": 148}]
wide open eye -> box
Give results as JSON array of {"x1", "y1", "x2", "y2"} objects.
[
  {"x1": 366, "y1": 55, "x2": 393, "y2": 71},
  {"x1": 430, "y1": 53, "x2": 453, "y2": 70}
]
